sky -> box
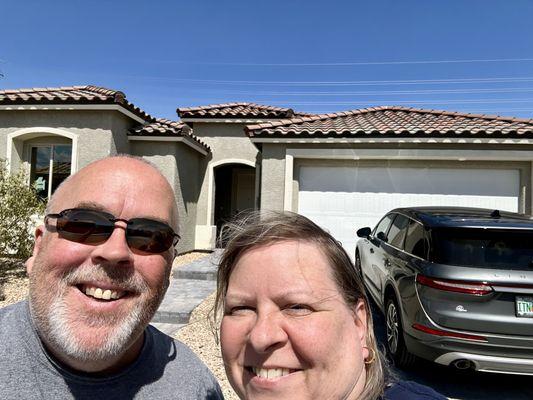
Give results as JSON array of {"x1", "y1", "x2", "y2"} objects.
[{"x1": 1, "y1": 0, "x2": 533, "y2": 120}]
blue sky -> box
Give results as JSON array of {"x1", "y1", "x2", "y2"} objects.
[{"x1": 2, "y1": 0, "x2": 533, "y2": 119}]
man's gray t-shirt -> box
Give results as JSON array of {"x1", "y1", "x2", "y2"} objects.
[{"x1": 0, "y1": 301, "x2": 224, "y2": 399}]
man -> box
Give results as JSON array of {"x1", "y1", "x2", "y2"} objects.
[{"x1": 0, "y1": 156, "x2": 223, "y2": 399}]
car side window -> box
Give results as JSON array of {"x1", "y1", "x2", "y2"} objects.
[
  {"x1": 388, "y1": 214, "x2": 409, "y2": 249},
  {"x1": 373, "y1": 214, "x2": 395, "y2": 242},
  {"x1": 404, "y1": 219, "x2": 429, "y2": 259}
]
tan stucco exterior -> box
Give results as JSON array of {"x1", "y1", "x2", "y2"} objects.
[
  {"x1": 3, "y1": 99, "x2": 533, "y2": 254},
  {"x1": 186, "y1": 121, "x2": 260, "y2": 249}
]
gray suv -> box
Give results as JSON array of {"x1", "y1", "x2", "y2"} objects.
[{"x1": 355, "y1": 207, "x2": 533, "y2": 375}]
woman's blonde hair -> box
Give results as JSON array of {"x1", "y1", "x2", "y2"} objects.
[{"x1": 213, "y1": 210, "x2": 388, "y2": 400}]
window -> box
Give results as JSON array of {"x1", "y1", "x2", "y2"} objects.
[
  {"x1": 433, "y1": 228, "x2": 533, "y2": 268},
  {"x1": 404, "y1": 220, "x2": 429, "y2": 259},
  {"x1": 373, "y1": 214, "x2": 395, "y2": 242},
  {"x1": 388, "y1": 214, "x2": 409, "y2": 249},
  {"x1": 30, "y1": 145, "x2": 72, "y2": 199}
]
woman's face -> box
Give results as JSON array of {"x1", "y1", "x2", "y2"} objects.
[{"x1": 220, "y1": 240, "x2": 369, "y2": 400}]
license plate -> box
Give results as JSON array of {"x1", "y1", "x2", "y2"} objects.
[{"x1": 516, "y1": 296, "x2": 533, "y2": 318}]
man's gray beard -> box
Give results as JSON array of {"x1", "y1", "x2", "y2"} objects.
[{"x1": 29, "y1": 261, "x2": 168, "y2": 363}]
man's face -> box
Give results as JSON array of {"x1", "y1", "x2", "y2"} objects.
[{"x1": 26, "y1": 159, "x2": 176, "y2": 371}]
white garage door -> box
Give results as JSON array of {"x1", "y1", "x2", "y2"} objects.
[{"x1": 298, "y1": 166, "x2": 521, "y2": 258}]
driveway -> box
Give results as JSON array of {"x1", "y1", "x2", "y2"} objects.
[{"x1": 371, "y1": 304, "x2": 533, "y2": 400}]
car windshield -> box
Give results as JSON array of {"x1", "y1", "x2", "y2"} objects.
[{"x1": 432, "y1": 228, "x2": 533, "y2": 269}]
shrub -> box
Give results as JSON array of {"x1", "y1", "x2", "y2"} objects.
[{"x1": 0, "y1": 160, "x2": 45, "y2": 259}]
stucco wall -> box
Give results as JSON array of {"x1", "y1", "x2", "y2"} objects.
[
  {"x1": 130, "y1": 140, "x2": 205, "y2": 254},
  {"x1": 191, "y1": 122, "x2": 260, "y2": 228},
  {"x1": 0, "y1": 109, "x2": 136, "y2": 173},
  {"x1": 260, "y1": 143, "x2": 286, "y2": 211}
]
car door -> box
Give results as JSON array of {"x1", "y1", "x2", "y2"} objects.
[
  {"x1": 376, "y1": 214, "x2": 410, "y2": 297},
  {"x1": 364, "y1": 213, "x2": 396, "y2": 301}
]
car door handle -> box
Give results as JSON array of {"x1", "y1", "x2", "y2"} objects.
[{"x1": 370, "y1": 248, "x2": 374, "y2": 254}]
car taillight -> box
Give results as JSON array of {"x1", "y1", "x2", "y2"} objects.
[
  {"x1": 416, "y1": 274, "x2": 493, "y2": 296},
  {"x1": 412, "y1": 323, "x2": 488, "y2": 342}
]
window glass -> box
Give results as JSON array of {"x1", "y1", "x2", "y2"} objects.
[
  {"x1": 29, "y1": 145, "x2": 72, "y2": 199},
  {"x1": 433, "y1": 228, "x2": 533, "y2": 269},
  {"x1": 373, "y1": 214, "x2": 395, "y2": 242},
  {"x1": 388, "y1": 214, "x2": 409, "y2": 249},
  {"x1": 51, "y1": 145, "x2": 72, "y2": 194},
  {"x1": 404, "y1": 219, "x2": 429, "y2": 259},
  {"x1": 30, "y1": 146, "x2": 51, "y2": 199}
]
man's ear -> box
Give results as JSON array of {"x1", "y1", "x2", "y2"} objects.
[{"x1": 26, "y1": 225, "x2": 45, "y2": 275}]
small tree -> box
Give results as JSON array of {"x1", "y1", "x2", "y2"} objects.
[{"x1": 0, "y1": 160, "x2": 45, "y2": 259}]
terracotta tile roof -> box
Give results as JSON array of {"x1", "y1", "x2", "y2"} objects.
[
  {"x1": 246, "y1": 106, "x2": 533, "y2": 138},
  {"x1": 177, "y1": 102, "x2": 295, "y2": 119},
  {"x1": 129, "y1": 118, "x2": 210, "y2": 152},
  {"x1": 0, "y1": 85, "x2": 153, "y2": 121}
]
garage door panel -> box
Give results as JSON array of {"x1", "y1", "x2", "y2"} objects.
[
  {"x1": 298, "y1": 166, "x2": 521, "y2": 259},
  {"x1": 300, "y1": 167, "x2": 519, "y2": 197}
]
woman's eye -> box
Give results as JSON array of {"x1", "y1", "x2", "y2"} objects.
[
  {"x1": 225, "y1": 305, "x2": 255, "y2": 316},
  {"x1": 284, "y1": 304, "x2": 314, "y2": 316}
]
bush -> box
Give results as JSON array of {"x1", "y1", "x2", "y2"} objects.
[{"x1": 0, "y1": 160, "x2": 45, "y2": 259}]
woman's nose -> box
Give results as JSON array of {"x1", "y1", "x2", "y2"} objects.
[{"x1": 248, "y1": 311, "x2": 288, "y2": 353}]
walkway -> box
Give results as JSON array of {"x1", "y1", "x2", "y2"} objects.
[{"x1": 150, "y1": 250, "x2": 222, "y2": 336}]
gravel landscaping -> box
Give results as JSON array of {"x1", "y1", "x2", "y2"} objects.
[{"x1": 0, "y1": 257, "x2": 28, "y2": 308}]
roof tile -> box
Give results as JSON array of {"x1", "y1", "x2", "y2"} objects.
[
  {"x1": 0, "y1": 85, "x2": 153, "y2": 121},
  {"x1": 129, "y1": 118, "x2": 210, "y2": 152},
  {"x1": 177, "y1": 102, "x2": 296, "y2": 119},
  {"x1": 246, "y1": 106, "x2": 533, "y2": 138}
]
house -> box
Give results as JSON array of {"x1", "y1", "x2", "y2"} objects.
[{"x1": 2, "y1": 85, "x2": 533, "y2": 256}]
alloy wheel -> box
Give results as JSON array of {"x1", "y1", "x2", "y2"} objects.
[{"x1": 386, "y1": 301, "x2": 399, "y2": 354}]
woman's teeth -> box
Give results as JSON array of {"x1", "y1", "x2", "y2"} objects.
[
  {"x1": 84, "y1": 286, "x2": 124, "y2": 301},
  {"x1": 252, "y1": 367, "x2": 291, "y2": 379}
]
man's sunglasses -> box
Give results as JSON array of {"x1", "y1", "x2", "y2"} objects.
[{"x1": 44, "y1": 208, "x2": 180, "y2": 254}]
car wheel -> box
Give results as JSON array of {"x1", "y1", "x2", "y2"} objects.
[
  {"x1": 355, "y1": 252, "x2": 363, "y2": 277},
  {"x1": 385, "y1": 297, "x2": 416, "y2": 368}
]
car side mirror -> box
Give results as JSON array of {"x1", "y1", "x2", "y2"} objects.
[
  {"x1": 376, "y1": 231, "x2": 388, "y2": 242},
  {"x1": 356, "y1": 227, "x2": 371, "y2": 238}
]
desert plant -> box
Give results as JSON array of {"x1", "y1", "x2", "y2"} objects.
[{"x1": 0, "y1": 160, "x2": 45, "y2": 259}]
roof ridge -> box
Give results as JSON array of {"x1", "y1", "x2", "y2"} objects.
[
  {"x1": 388, "y1": 105, "x2": 533, "y2": 125},
  {"x1": 177, "y1": 102, "x2": 293, "y2": 113},
  {"x1": 0, "y1": 85, "x2": 120, "y2": 95}
]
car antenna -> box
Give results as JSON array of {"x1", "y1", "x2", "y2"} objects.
[{"x1": 490, "y1": 209, "x2": 501, "y2": 218}]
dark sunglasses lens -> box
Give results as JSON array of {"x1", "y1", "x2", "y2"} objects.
[
  {"x1": 57, "y1": 210, "x2": 113, "y2": 244},
  {"x1": 126, "y1": 219, "x2": 175, "y2": 253}
]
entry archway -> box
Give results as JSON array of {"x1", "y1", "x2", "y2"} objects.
[{"x1": 214, "y1": 163, "x2": 256, "y2": 243}]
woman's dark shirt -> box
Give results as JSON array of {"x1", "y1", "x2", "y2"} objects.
[{"x1": 383, "y1": 381, "x2": 447, "y2": 400}]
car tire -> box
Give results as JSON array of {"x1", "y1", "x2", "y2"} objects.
[{"x1": 385, "y1": 296, "x2": 416, "y2": 368}]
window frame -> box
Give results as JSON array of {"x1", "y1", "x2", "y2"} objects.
[
  {"x1": 29, "y1": 143, "x2": 73, "y2": 199},
  {"x1": 372, "y1": 213, "x2": 396, "y2": 242},
  {"x1": 387, "y1": 213, "x2": 410, "y2": 250},
  {"x1": 403, "y1": 218, "x2": 430, "y2": 260}
]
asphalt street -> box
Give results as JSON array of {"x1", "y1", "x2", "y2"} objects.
[{"x1": 371, "y1": 304, "x2": 533, "y2": 400}]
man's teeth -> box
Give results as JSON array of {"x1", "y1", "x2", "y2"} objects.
[
  {"x1": 252, "y1": 367, "x2": 291, "y2": 379},
  {"x1": 84, "y1": 287, "x2": 124, "y2": 300}
]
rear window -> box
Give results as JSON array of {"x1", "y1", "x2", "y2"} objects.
[{"x1": 432, "y1": 228, "x2": 533, "y2": 269}]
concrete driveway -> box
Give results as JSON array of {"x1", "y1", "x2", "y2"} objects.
[{"x1": 371, "y1": 305, "x2": 533, "y2": 400}]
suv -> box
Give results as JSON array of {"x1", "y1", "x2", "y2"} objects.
[{"x1": 355, "y1": 207, "x2": 533, "y2": 375}]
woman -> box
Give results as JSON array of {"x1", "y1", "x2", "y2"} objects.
[{"x1": 214, "y1": 211, "x2": 446, "y2": 400}]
